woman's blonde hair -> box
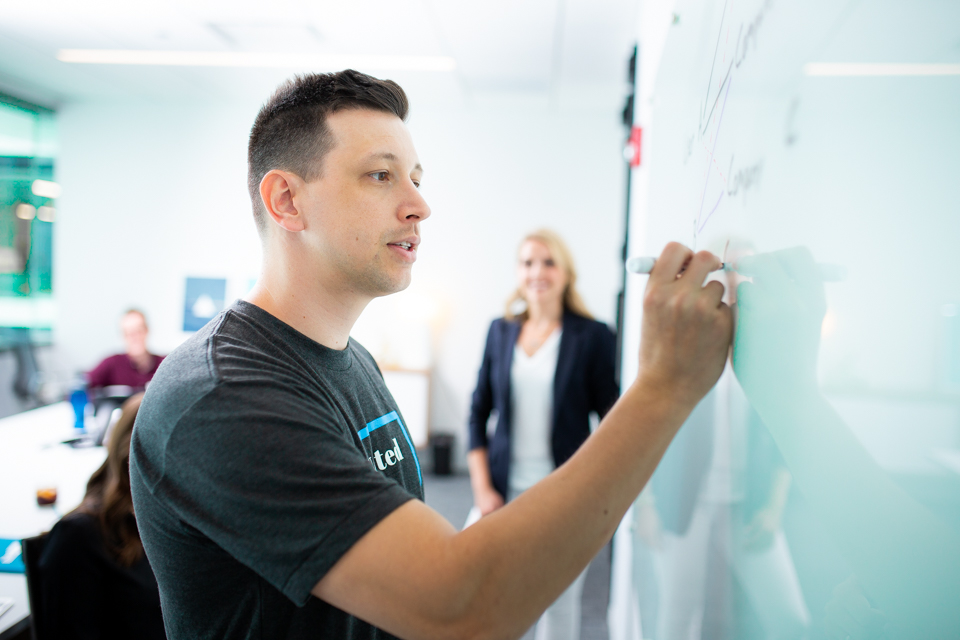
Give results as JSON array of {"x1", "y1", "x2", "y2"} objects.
[{"x1": 504, "y1": 229, "x2": 593, "y2": 322}]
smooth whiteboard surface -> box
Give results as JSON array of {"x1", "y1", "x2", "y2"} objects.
[{"x1": 620, "y1": 1, "x2": 960, "y2": 638}]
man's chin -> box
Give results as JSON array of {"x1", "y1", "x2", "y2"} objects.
[
  {"x1": 367, "y1": 271, "x2": 412, "y2": 298},
  {"x1": 386, "y1": 276, "x2": 413, "y2": 296}
]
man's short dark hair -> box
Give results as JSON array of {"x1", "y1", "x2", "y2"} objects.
[{"x1": 247, "y1": 69, "x2": 409, "y2": 234}]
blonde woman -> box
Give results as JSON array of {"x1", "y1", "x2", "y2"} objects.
[{"x1": 467, "y1": 229, "x2": 620, "y2": 640}]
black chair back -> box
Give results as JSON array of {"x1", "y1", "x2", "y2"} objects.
[
  {"x1": 21, "y1": 534, "x2": 49, "y2": 640},
  {"x1": 90, "y1": 386, "x2": 135, "y2": 446}
]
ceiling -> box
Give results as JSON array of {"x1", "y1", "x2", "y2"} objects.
[{"x1": 0, "y1": 0, "x2": 639, "y2": 111}]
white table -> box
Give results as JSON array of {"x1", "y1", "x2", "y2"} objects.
[
  {"x1": 0, "y1": 403, "x2": 107, "y2": 638},
  {"x1": 0, "y1": 574, "x2": 28, "y2": 639}
]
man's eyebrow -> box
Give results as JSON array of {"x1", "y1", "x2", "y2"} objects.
[
  {"x1": 363, "y1": 151, "x2": 423, "y2": 173},
  {"x1": 364, "y1": 151, "x2": 398, "y2": 162}
]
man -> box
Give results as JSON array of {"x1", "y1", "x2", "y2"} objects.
[
  {"x1": 130, "y1": 70, "x2": 732, "y2": 640},
  {"x1": 87, "y1": 308, "x2": 164, "y2": 389}
]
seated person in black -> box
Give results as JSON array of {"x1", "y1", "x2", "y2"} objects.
[{"x1": 38, "y1": 393, "x2": 165, "y2": 639}]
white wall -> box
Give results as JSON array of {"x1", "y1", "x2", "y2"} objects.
[
  {"x1": 55, "y1": 99, "x2": 263, "y2": 367},
  {"x1": 53, "y1": 94, "x2": 626, "y2": 468}
]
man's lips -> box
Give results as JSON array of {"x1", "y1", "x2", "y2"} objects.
[
  {"x1": 387, "y1": 238, "x2": 419, "y2": 262},
  {"x1": 387, "y1": 237, "x2": 419, "y2": 252}
]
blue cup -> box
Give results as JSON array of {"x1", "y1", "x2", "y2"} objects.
[{"x1": 70, "y1": 388, "x2": 87, "y2": 432}]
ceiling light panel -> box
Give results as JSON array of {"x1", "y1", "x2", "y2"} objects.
[
  {"x1": 804, "y1": 63, "x2": 960, "y2": 76},
  {"x1": 57, "y1": 50, "x2": 456, "y2": 71},
  {"x1": 816, "y1": 0, "x2": 960, "y2": 64},
  {"x1": 0, "y1": 0, "x2": 451, "y2": 100}
]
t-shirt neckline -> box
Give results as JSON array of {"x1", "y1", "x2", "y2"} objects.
[{"x1": 232, "y1": 299, "x2": 355, "y2": 371}]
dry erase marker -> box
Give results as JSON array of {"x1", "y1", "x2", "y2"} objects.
[{"x1": 625, "y1": 256, "x2": 846, "y2": 282}]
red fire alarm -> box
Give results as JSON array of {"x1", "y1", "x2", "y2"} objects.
[{"x1": 624, "y1": 126, "x2": 643, "y2": 167}]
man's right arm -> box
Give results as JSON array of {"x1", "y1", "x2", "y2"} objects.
[{"x1": 313, "y1": 243, "x2": 732, "y2": 640}]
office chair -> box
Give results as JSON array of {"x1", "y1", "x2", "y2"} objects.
[
  {"x1": 10, "y1": 330, "x2": 41, "y2": 403},
  {"x1": 90, "y1": 386, "x2": 134, "y2": 446},
  {"x1": 21, "y1": 534, "x2": 49, "y2": 640}
]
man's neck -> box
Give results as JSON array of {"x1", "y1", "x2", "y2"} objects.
[{"x1": 245, "y1": 259, "x2": 369, "y2": 351}]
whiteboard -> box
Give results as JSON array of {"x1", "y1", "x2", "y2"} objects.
[{"x1": 615, "y1": 1, "x2": 960, "y2": 638}]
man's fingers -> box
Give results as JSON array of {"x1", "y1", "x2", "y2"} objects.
[
  {"x1": 702, "y1": 280, "x2": 726, "y2": 308},
  {"x1": 649, "y1": 242, "x2": 694, "y2": 284},
  {"x1": 680, "y1": 250, "x2": 723, "y2": 287},
  {"x1": 647, "y1": 244, "x2": 722, "y2": 287}
]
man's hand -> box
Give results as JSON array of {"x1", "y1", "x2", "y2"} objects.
[{"x1": 637, "y1": 243, "x2": 733, "y2": 407}]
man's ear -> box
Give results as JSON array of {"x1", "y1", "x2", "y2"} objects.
[{"x1": 259, "y1": 170, "x2": 306, "y2": 232}]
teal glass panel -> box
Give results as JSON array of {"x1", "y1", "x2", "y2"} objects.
[
  {"x1": 626, "y1": 1, "x2": 960, "y2": 638},
  {"x1": 0, "y1": 100, "x2": 56, "y2": 329}
]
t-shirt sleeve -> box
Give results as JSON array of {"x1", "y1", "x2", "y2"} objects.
[{"x1": 153, "y1": 380, "x2": 415, "y2": 606}]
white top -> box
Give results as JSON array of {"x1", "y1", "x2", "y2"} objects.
[{"x1": 508, "y1": 329, "x2": 562, "y2": 495}]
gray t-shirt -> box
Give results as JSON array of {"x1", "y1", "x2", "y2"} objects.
[{"x1": 130, "y1": 300, "x2": 423, "y2": 639}]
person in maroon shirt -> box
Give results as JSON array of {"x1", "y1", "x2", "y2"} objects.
[{"x1": 87, "y1": 309, "x2": 165, "y2": 390}]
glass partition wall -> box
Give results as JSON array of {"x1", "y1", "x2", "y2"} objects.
[{"x1": 0, "y1": 97, "x2": 57, "y2": 403}]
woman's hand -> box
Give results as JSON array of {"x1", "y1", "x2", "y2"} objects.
[
  {"x1": 475, "y1": 485, "x2": 505, "y2": 516},
  {"x1": 743, "y1": 468, "x2": 792, "y2": 552},
  {"x1": 467, "y1": 448, "x2": 504, "y2": 516},
  {"x1": 633, "y1": 498, "x2": 663, "y2": 550},
  {"x1": 742, "y1": 506, "x2": 781, "y2": 552}
]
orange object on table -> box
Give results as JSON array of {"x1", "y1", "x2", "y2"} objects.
[{"x1": 35, "y1": 487, "x2": 58, "y2": 506}]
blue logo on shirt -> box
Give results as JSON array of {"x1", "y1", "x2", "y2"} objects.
[{"x1": 359, "y1": 411, "x2": 422, "y2": 485}]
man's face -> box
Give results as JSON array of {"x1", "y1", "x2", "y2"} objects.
[
  {"x1": 121, "y1": 312, "x2": 148, "y2": 357},
  {"x1": 294, "y1": 109, "x2": 430, "y2": 299}
]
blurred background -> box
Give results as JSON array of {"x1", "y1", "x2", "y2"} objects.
[
  {"x1": 0, "y1": 0, "x2": 639, "y2": 463},
  {"x1": 3, "y1": 2, "x2": 959, "y2": 639}
]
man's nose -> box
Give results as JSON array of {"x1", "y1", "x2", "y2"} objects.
[{"x1": 400, "y1": 181, "x2": 431, "y2": 222}]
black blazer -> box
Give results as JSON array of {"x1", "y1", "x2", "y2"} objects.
[{"x1": 468, "y1": 311, "x2": 620, "y2": 499}]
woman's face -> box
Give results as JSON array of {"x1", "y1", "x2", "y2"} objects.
[{"x1": 517, "y1": 239, "x2": 567, "y2": 307}]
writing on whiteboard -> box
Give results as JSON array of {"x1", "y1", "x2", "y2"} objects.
[
  {"x1": 693, "y1": 0, "x2": 776, "y2": 240},
  {"x1": 727, "y1": 157, "x2": 764, "y2": 204}
]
